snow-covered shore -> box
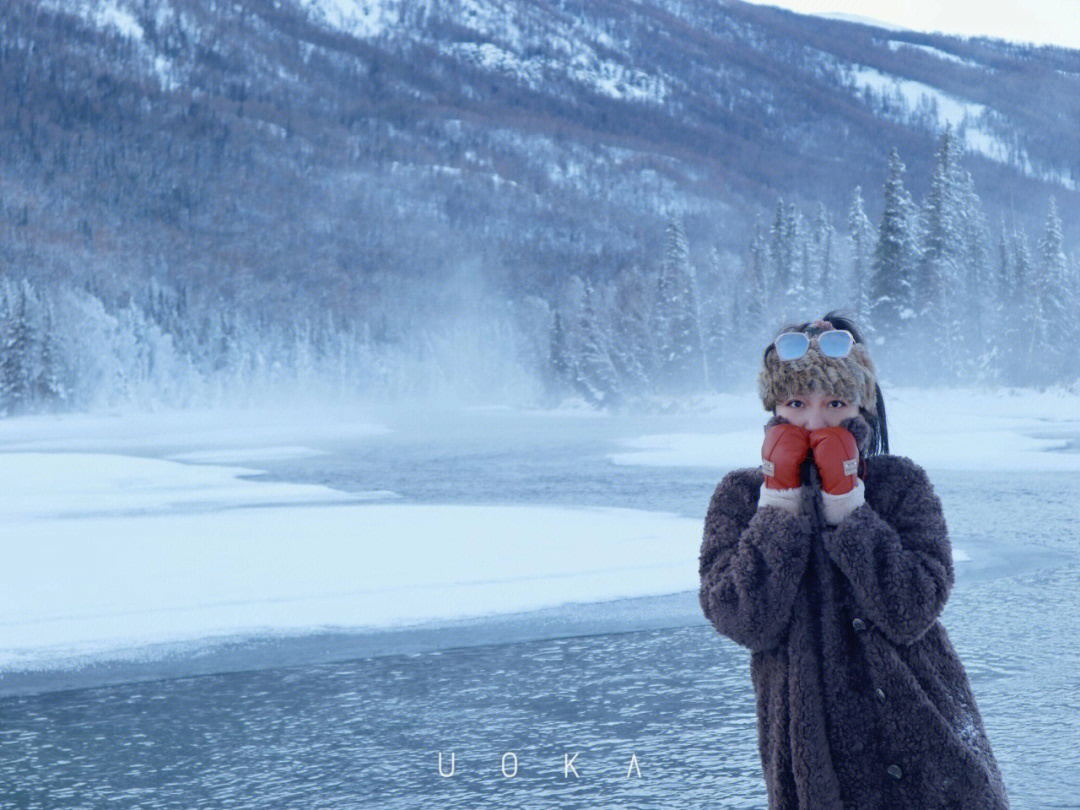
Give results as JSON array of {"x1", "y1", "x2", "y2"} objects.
[
  {"x1": 0, "y1": 386, "x2": 1076, "y2": 683},
  {"x1": 613, "y1": 384, "x2": 1080, "y2": 470},
  {"x1": 0, "y1": 450, "x2": 703, "y2": 672}
]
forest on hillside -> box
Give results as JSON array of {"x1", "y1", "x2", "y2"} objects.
[
  {"x1": 547, "y1": 132, "x2": 1077, "y2": 409},
  {"x1": 2, "y1": 127, "x2": 1077, "y2": 415}
]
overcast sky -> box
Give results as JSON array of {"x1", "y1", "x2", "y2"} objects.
[{"x1": 739, "y1": 1, "x2": 1080, "y2": 50}]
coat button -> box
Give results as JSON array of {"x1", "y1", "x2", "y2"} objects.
[
  {"x1": 852, "y1": 617, "x2": 866, "y2": 631},
  {"x1": 887, "y1": 764, "x2": 903, "y2": 780},
  {"x1": 875, "y1": 688, "x2": 886, "y2": 703}
]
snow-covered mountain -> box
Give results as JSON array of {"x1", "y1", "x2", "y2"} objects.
[
  {"x1": 815, "y1": 12, "x2": 910, "y2": 32},
  {"x1": 2, "y1": 0, "x2": 1078, "y2": 314}
]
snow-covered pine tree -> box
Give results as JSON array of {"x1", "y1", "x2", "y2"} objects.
[
  {"x1": 1011, "y1": 224, "x2": 1037, "y2": 387},
  {"x1": 994, "y1": 218, "x2": 1014, "y2": 386},
  {"x1": 36, "y1": 297, "x2": 67, "y2": 408},
  {"x1": 745, "y1": 222, "x2": 769, "y2": 342},
  {"x1": 702, "y1": 246, "x2": 744, "y2": 391},
  {"x1": 793, "y1": 209, "x2": 815, "y2": 312},
  {"x1": 813, "y1": 202, "x2": 838, "y2": 306},
  {"x1": 870, "y1": 148, "x2": 918, "y2": 352},
  {"x1": 216, "y1": 309, "x2": 234, "y2": 374},
  {"x1": 916, "y1": 131, "x2": 965, "y2": 383},
  {"x1": 574, "y1": 276, "x2": 621, "y2": 407},
  {"x1": 547, "y1": 304, "x2": 570, "y2": 400},
  {"x1": 114, "y1": 302, "x2": 149, "y2": 405},
  {"x1": 611, "y1": 264, "x2": 655, "y2": 398},
  {"x1": 799, "y1": 218, "x2": 812, "y2": 294},
  {"x1": 175, "y1": 281, "x2": 192, "y2": 355},
  {"x1": 1068, "y1": 252, "x2": 1080, "y2": 389},
  {"x1": 0, "y1": 280, "x2": 11, "y2": 414},
  {"x1": 785, "y1": 202, "x2": 800, "y2": 313},
  {"x1": 725, "y1": 280, "x2": 743, "y2": 391},
  {"x1": 950, "y1": 137, "x2": 991, "y2": 381},
  {"x1": 221, "y1": 308, "x2": 246, "y2": 384},
  {"x1": 1036, "y1": 197, "x2": 1070, "y2": 385},
  {"x1": 688, "y1": 261, "x2": 710, "y2": 391},
  {"x1": 291, "y1": 315, "x2": 314, "y2": 402},
  {"x1": 1, "y1": 277, "x2": 34, "y2": 415},
  {"x1": 675, "y1": 260, "x2": 706, "y2": 395},
  {"x1": 846, "y1": 186, "x2": 874, "y2": 325},
  {"x1": 699, "y1": 246, "x2": 727, "y2": 391},
  {"x1": 767, "y1": 199, "x2": 796, "y2": 313},
  {"x1": 653, "y1": 216, "x2": 703, "y2": 394},
  {"x1": 554, "y1": 274, "x2": 588, "y2": 402},
  {"x1": 653, "y1": 221, "x2": 677, "y2": 364}
]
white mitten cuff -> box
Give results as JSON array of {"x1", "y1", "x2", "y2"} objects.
[
  {"x1": 820, "y1": 478, "x2": 866, "y2": 525},
  {"x1": 757, "y1": 483, "x2": 805, "y2": 516}
]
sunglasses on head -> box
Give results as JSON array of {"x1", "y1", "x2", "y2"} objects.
[{"x1": 773, "y1": 329, "x2": 855, "y2": 361}]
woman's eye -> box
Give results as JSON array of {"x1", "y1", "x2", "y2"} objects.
[
  {"x1": 788, "y1": 400, "x2": 802, "y2": 407},
  {"x1": 830, "y1": 400, "x2": 845, "y2": 408}
]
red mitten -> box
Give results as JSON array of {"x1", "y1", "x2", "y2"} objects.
[
  {"x1": 761, "y1": 423, "x2": 811, "y2": 489},
  {"x1": 808, "y1": 426, "x2": 860, "y2": 495}
]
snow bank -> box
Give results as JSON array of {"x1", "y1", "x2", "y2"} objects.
[
  {"x1": 4, "y1": 385, "x2": 1061, "y2": 675},
  {"x1": 0, "y1": 452, "x2": 701, "y2": 672},
  {"x1": 610, "y1": 386, "x2": 1080, "y2": 472},
  {"x1": 0, "y1": 404, "x2": 390, "y2": 453}
]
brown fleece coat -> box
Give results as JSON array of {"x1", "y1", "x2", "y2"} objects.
[{"x1": 699, "y1": 413, "x2": 1010, "y2": 810}]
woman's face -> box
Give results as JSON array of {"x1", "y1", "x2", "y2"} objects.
[{"x1": 775, "y1": 390, "x2": 859, "y2": 431}]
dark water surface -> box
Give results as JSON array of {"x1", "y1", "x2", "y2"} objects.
[{"x1": 3, "y1": 563, "x2": 1079, "y2": 810}]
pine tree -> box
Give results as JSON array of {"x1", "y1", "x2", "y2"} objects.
[
  {"x1": 768, "y1": 199, "x2": 797, "y2": 312},
  {"x1": 688, "y1": 261, "x2": 710, "y2": 390},
  {"x1": 870, "y1": 148, "x2": 917, "y2": 347},
  {"x1": 994, "y1": 219, "x2": 1015, "y2": 385},
  {"x1": 574, "y1": 277, "x2": 621, "y2": 407},
  {"x1": 1, "y1": 278, "x2": 33, "y2": 415},
  {"x1": 793, "y1": 210, "x2": 814, "y2": 311},
  {"x1": 1067, "y1": 254, "x2": 1080, "y2": 388},
  {"x1": 611, "y1": 265, "x2": 655, "y2": 398},
  {"x1": 700, "y1": 246, "x2": 727, "y2": 391},
  {"x1": 653, "y1": 219, "x2": 681, "y2": 350},
  {"x1": 1012, "y1": 225, "x2": 1037, "y2": 387},
  {"x1": 916, "y1": 131, "x2": 965, "y2": 382},
  {"x1": 745, "y1": 222, "x2": 768, "y2": 343},
  {"x1": 653, "y1": 217, "x2": 704, "y2": 394},
  {"x1": 0, "y1": 280, "x2": 9, "y2": 414},
  {"x1": 813, "y1": 203, "x2": 838, "y2": 304},
  {"x1": 847, "y1": 187, "x2": 874, "y2": 326},
  {"x1": 1036, "y1": 197, "x2": 1070, "y2": 385},
  {"x1": 35, "y1": 298, "x2": 65, "y2": 406},
  {"x1": 950, "y1": 137, "x2": 991, "y2": 381},
  {"x1": 553, "y1": 275, "x2": 588, "y2": 402},
  {"x1": 724, "y1": 280, "x2": 743, "y2": 390}
]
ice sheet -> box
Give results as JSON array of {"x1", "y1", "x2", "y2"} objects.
[
  {"x1": 4, "y1": 384, "x2": 1069, "y2": 675},
  {"x1": 0, "y1": 451, "x2": 703, "y2": 671}
]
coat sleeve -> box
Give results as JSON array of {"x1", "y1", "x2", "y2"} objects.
[
  {"x1": 698, "y1": 469, "x2": 814, "y2": 653},
  {"x1": 819, "y1": 456, "x2": 955, "y2": 646}
]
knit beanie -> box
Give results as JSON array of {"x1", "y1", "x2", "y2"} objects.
[{"x1": 757, "y1": 319, "x2": 878, "y2": 413}]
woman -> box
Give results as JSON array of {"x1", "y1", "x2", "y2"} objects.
[{"x1": 698, "y1": 311, "x2": 1011, "y2": 810}]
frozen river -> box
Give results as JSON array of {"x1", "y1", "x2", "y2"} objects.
[{"x1": 1, "y1": 389, "x2": 1079, "y2": 807}]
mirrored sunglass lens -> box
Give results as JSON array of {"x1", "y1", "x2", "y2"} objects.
[
  {"x1": 775, "y1": 333, "x2": 809, "y2": 360},
  {"x1": 818, "y1": 331, "x2": 853, "y2": 357}
]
